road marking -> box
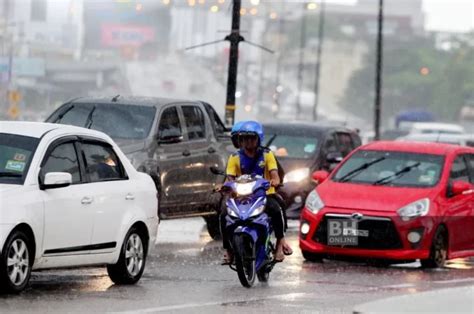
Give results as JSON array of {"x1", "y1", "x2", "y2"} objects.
[
  {"x1": 381, "y1": 283, "x2": 416, "y2": 289},
  {"x1": 433, "y1": 278, "x2": 474, "y2": 284},
  {"x1": 116, "y1": 292, "x2": 308, "y2": 313}
]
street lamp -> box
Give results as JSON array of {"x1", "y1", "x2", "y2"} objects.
[
  {"x1": 374, "y1": 0, "x2": 384, "y2": 140},
  {"x1": 296, "y1": 2, "x2": 308, "y2": 119},
  {"x1": 312, "y1": 0, "x2": 325, "y2": 121}
]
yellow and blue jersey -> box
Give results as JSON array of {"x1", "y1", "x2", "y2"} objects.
[{"x1": 226, "y1": 148, "x2": 278, "y2": 194}]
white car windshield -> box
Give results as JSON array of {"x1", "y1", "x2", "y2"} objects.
[{"x1": 0, "y1": 133, "x2": 39, "y2": 185}]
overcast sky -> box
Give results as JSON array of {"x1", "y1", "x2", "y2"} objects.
[
  {"x1": 423, "y1": 0, "x2": 474, "y2": 32},
  {"x1": 327, "y1": 0, "x2": 473, "y2": 32}
]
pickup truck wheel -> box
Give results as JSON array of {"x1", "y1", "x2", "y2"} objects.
[{"x1": 204, "y1": 215, "x2": 221, "y2": 240}]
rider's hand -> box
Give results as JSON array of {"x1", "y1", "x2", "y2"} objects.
[{"x1": 270, "y1": 179, "x2": 279, "y2": 187}]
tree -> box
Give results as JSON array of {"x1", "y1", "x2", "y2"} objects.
[{"x1": 341, "y1": 33, "x2": 474, "y2": 124}]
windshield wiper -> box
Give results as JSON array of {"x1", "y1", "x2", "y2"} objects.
[
  {"x1": 373, "y1": 162, "x2": 421, "y2": 186},
  {"x1": 337, "y1": 157, "x2": 386, "y2": 183},
  {"x1": 85, "y1": 105, "x2": 97, "y2": 129},
  {"x1": 57, "y1": 105, "x2": 75, "y2": 123},
  {"x1": 265, "y1": 134, "x2": 277, "y2": 147},
  {"x1": 0, "y1": 172, "x2": 23, "y2": 178}
]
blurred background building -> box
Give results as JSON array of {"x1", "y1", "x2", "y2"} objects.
[{"x1": 0, "y1": 0, "x2": 473, "y2": 132}]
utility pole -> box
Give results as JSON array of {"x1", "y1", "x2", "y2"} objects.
[
  {"x1": 185, "y1": 0, "x2": 272, "y2": 126},
  {"x1": 312, "y1": 0, "x2": 325, "y2": 121},
  {"x1": 296, "y1": 2, "x2": 307, "y2": 119},
  {"x1": 224, "y1": 0, "x2": 243, "y2": 127},
  {"x1": 374, "y1": 0, "x2": 384, "y2": 140}
]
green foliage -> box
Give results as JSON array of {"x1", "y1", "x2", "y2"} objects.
[{"x1": 341, "y1": 33, "x2": 474, "y2": 123}]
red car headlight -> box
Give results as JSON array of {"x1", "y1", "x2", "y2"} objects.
[
  {"x1": 305, "y1": 190, "x2": 325, "y2": 214},
  {"x1": 397, "y1": 198, "x2": 430, "y2": 221}
]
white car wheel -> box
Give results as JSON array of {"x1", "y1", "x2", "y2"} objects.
[
  {"x1": 107, "y1": 226, "x2": 148, "y2": 284},
  {"x1": 1, "y1": 230, "x2": 33, "y2": 293},
  {"x1": 125, "y1": 234, "x2": 144, "y2": 277}
]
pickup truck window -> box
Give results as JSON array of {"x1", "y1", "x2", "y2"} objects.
[
  {"x1": 182, "y1": 106, "x2": 206, "y2": 141},
  {"x1": 53, "y1": 103, "x2": 156, "y2": 140},
  {"x1": 203, "y1": 103, "x2": 226, "y2": 136},
  {"x1": 158, "y1": 107, "x2": 182, "y2": 138},
  {"x1": 58, "y1": 104, "x2": 93, "y2": 127}
]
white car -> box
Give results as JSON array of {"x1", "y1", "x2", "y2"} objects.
[
  {"x1": 0, "y1": 121, "x2": 159, "y2": 293},
  {"x1": 407, "y1": 122, "x2": 465, "y2": 135},
  {"x1": 397, "y1": 133, "x2": 474, "y2": 147}
]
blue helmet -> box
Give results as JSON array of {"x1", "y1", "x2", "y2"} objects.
[
  {"x1": 231, "y1": 120, "x2": 246, "y2": 148},
  {"x1": 238, "y1": 120, "x2": 264, "y2": 146}
]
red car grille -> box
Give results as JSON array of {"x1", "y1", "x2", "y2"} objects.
[{"x1": 313, "y1": 214, "x2": 403, "y2": 250}]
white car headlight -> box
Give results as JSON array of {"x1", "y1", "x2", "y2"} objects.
[
  {"x1": 235, "y1": 182, "x2": 255, "y2": 196},
  {"x1": 283, "y1": 168, "x2": 310, "y2": 183},
  {"x1": 397, "y1": 198, "x2": 430, "y2": 221},
  {"x1": 249, "y1": 205, "x2": 266, "y2": 217},
  {"x1": 305, "y1": 190, "x2": 325, "y2": 214}
]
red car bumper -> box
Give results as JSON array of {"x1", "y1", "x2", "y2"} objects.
[{"x1": 299, "y1": 207, "x2": 435, "y2": 261}]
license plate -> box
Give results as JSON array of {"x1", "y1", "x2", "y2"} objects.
[{"x1": 343, "y1": 228, "x2": 369, "y2": 237}]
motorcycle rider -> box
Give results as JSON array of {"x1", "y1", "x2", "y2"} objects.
[{"x1": 222, "y1": 120, "x2": 293, "y2": 264}]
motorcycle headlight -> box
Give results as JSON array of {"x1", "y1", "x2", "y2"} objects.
[
  {"x1": 305, "y1": 190, "x2": 324, "y2": 214},
  {"x1": 397, "y1": 198, "x2": 430, "y2": 221},
  {"x1": 283, "y1": 168, "x2": 310, "y2": 183},
  {"x1": 227, "y1": 207, "x2": 239, "y2": 218},
  {"x1": 249, "y1": 205, "x2": 266, "y2": 217},
  {"x1": 235, "y1": 182, "x2": 255, "y2": 196}
]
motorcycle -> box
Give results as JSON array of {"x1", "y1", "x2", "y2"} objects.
[{"x1": 212, "y1": 167, "x2": 277, "y2": 288}]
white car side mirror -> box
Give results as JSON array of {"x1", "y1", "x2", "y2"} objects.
[{"x1": 41, "y1": 172, "x2": 72, "y2": 190}]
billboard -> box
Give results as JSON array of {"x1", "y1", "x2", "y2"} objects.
[
  {"x1": 101, "y1": 23, "x2": 155, "y2": 47},
  {"x1": 83, "y1": 1, "x2": 170, "y2": 51}
]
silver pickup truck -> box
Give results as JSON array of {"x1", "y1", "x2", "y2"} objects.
[{"x1": 46, "y1": 96, "x2": 234, "y2": 238}]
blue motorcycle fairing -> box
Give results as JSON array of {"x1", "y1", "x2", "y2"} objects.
[
  {"x1": 223, "y1": 176, "x2": 274, "y2": 274},
  {"x1": 226, "y1": 196, "x2": 266, "y2": 220},
  {"x1": 232, "y1": 223, "x2": 271, "y2": 271},
  {"x1": 222, "y1": 178, "x2": 270, "y2": 196}
]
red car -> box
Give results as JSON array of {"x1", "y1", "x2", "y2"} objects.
[{"x1": 299, "y1": 141, "x2": 474, "y2": 268}]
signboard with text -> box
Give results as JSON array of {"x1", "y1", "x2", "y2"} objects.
[
  {"x1": 101, "y1": 23, "x2": 155, "y2": 47},
  {"x1": 0, "y1": 57, "x2": 45, "y2": 78}
]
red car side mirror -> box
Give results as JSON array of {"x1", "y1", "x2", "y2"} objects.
[
  {"x1": 312, "y1": 170, "x2": 329, "y2": 184},
  {"x1": 451, "y1": 181, "x2": 474, "y2": 196}
]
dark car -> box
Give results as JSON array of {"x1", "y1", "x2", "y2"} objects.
[
  {"x1": 263, "y1": 122, "x2": 361, "y2": 219},
  {"x1": 46, "y1": 96, "x2": 234, "y2": 238}
]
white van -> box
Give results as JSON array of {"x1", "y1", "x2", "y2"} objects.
[
  {"x1": 397, "y1": 133, "x2": 474, "y2": 147},
  {"x1": 408, "y1": 122, "x2": 465, "y2": 135}
]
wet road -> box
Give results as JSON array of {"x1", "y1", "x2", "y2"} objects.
[{"x1": 1, "y1": 219, "x2": 474, "y2": 313}]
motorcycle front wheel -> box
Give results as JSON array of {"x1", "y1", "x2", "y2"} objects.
[{"x1": 233, "y1": 234, "x2": 256, "y2": 288}]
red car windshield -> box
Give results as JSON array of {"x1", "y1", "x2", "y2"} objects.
[{"x1": 333, "y1": 150, "x2": 444, "y2": 187}]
